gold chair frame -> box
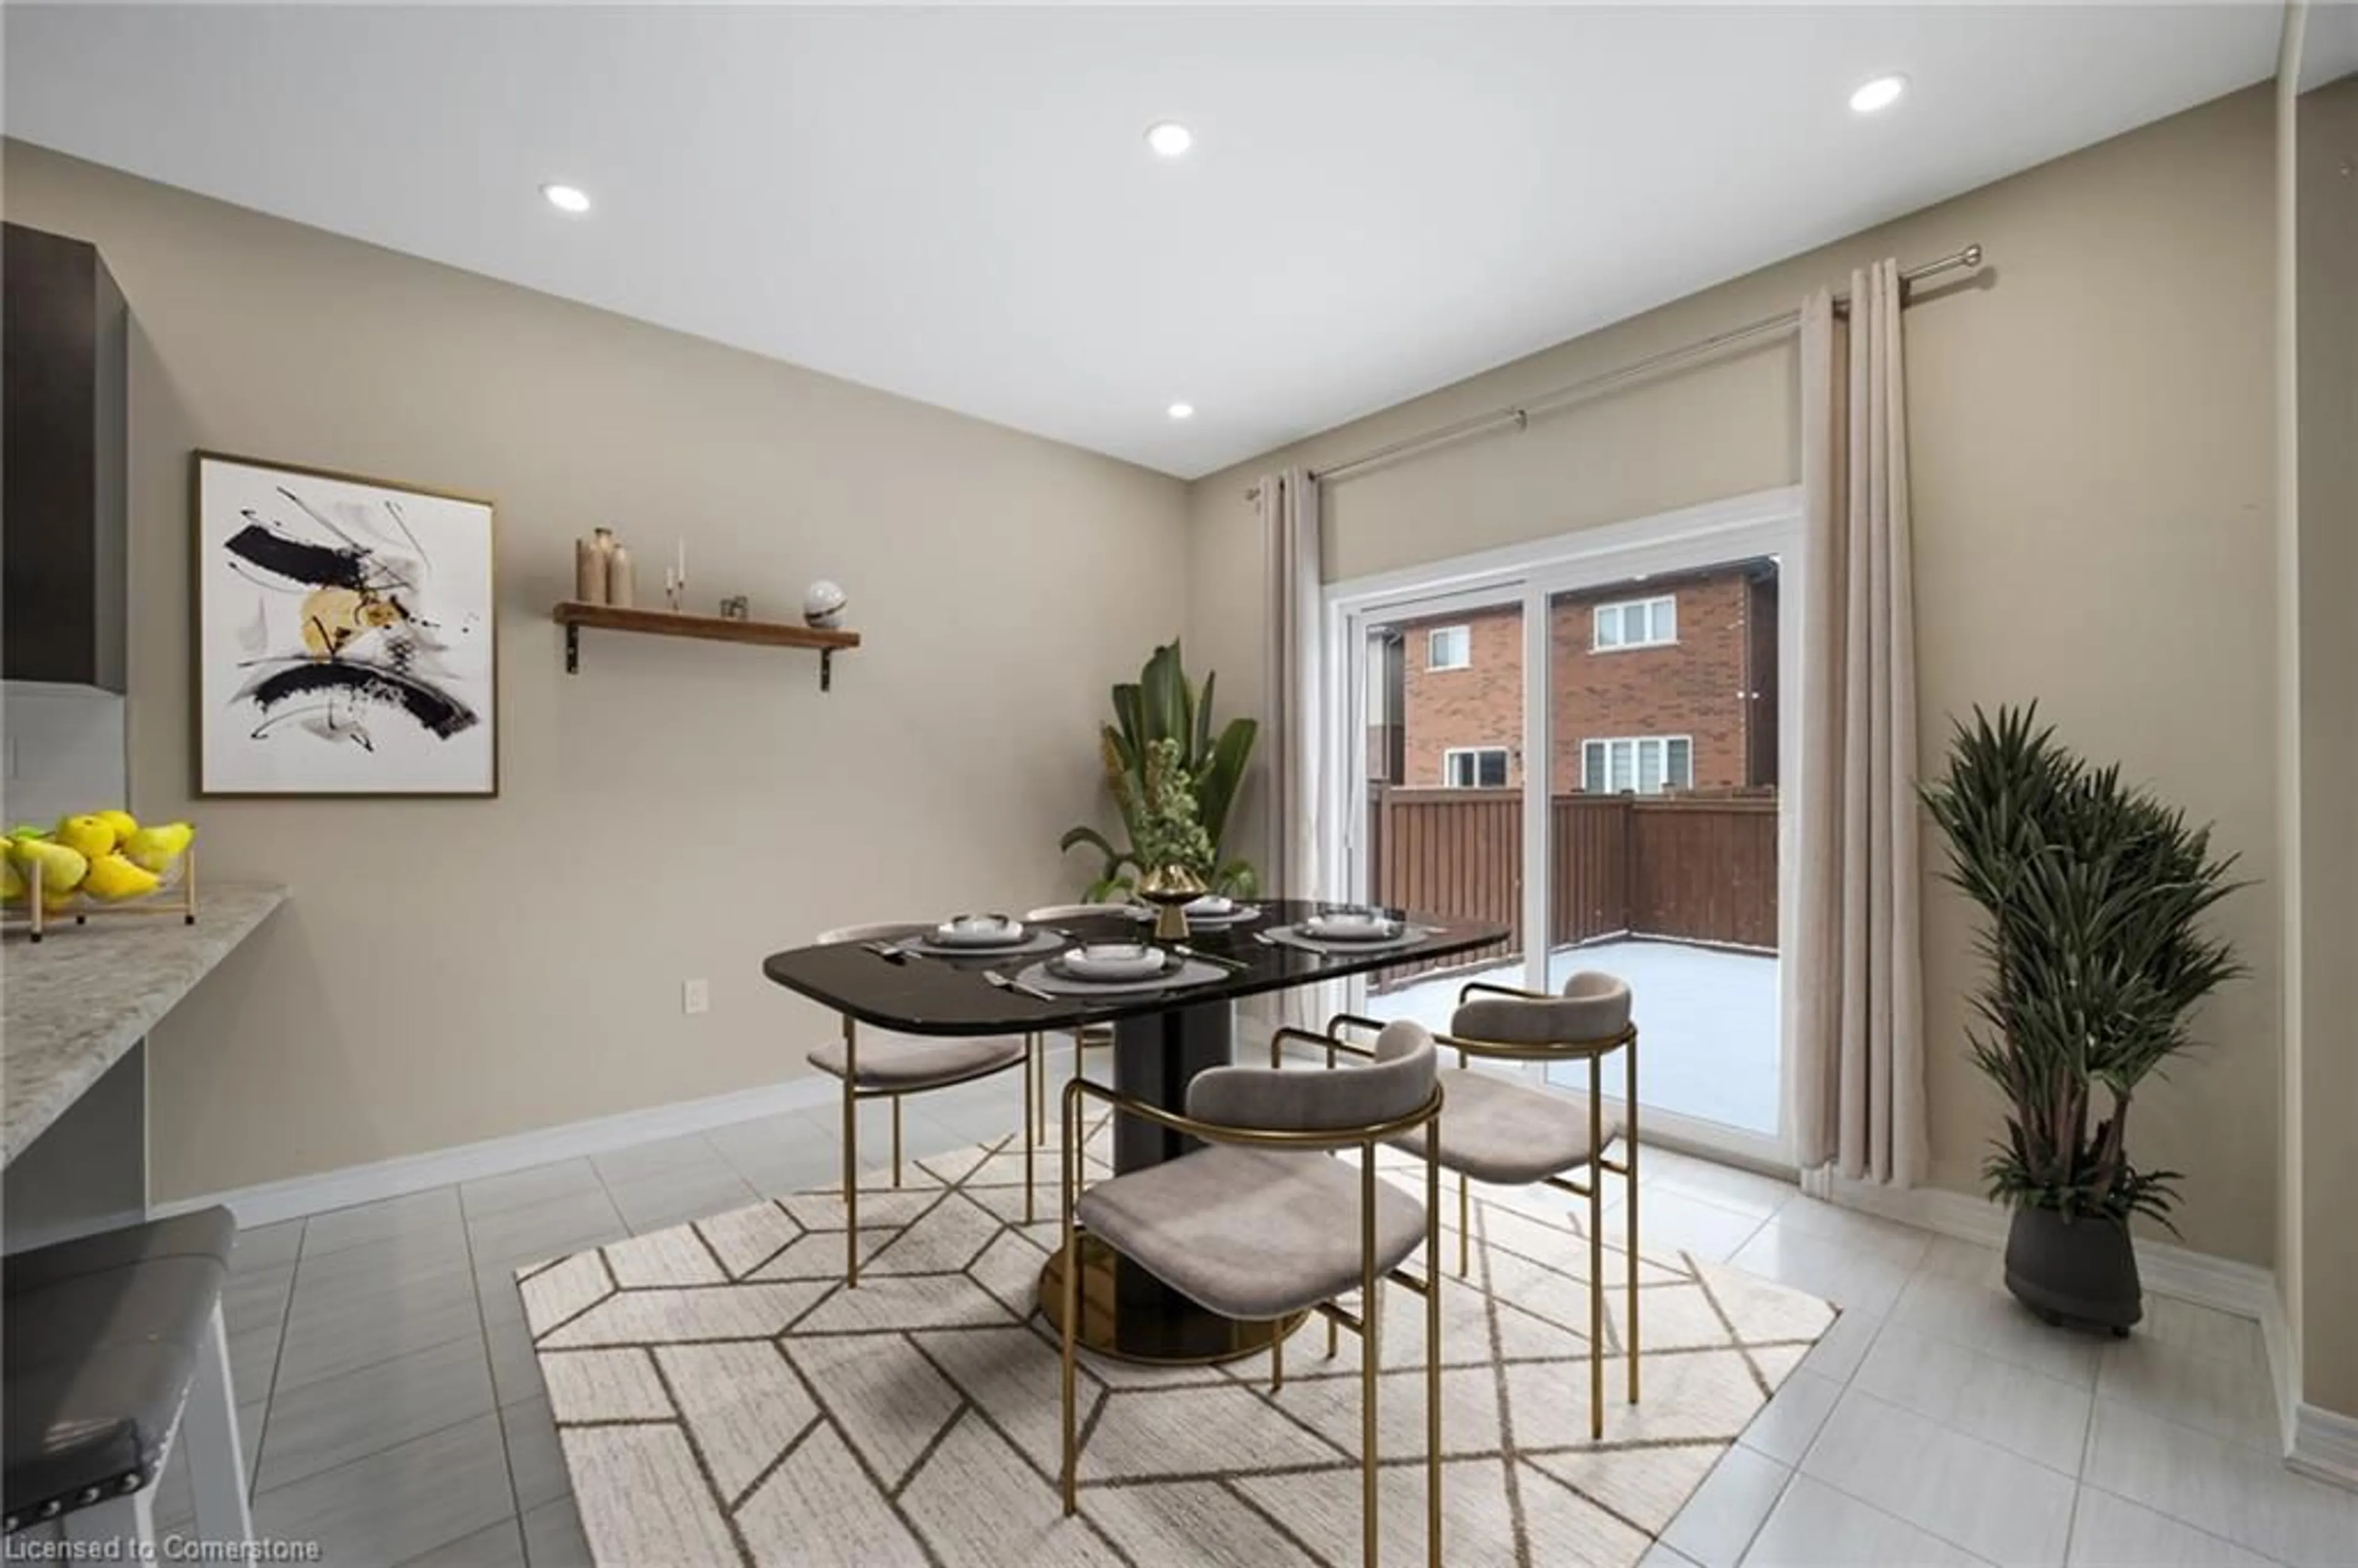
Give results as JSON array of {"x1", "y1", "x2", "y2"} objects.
[
  {"x1": 835, "y1": 1015, "x2": 1038, "y2": 1287},
  {"x1": 1057, "y1": 1072, "x2": 1447, "y2": 1568},
  {"x1": 1295, "y1": 982, "x2": 1640, "y2": 1442}
]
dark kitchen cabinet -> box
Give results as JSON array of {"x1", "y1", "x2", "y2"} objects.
[{"x1": 4, "y1": 222, "x2": 126, "y2": 691}]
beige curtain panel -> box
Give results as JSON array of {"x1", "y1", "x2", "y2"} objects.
[
  {"x1": 1787, "y1": 260, "x2": 1929, "y2": 1186},
  {"x1": 1259, "y1": 468, "x2": 1332, "y2": 1028}
]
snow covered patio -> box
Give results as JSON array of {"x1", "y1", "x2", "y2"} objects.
[{"x1": 1364, "y1": 937, "x2": 1782, "y2": 1138}]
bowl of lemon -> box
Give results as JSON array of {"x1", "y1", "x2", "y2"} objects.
[{"x1": 3, "y1": 810, "x2": 197, "y2": 941}]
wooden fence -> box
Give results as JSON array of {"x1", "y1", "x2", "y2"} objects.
[{"x1": 1367, "y1": 786, "x2": 1777, "y2": 989}]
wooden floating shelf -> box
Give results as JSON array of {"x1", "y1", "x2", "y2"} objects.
[{"x1": 551, "y1": 602, "x2": 860, "y2": 691}]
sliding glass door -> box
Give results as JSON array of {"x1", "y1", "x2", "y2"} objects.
[
  {"x1": 1329, "y1": 495, "x2": 1799, "y2": 1163},
  {"x1": 1339, "y1": 585, "x2": 1538, "y2": 1031}
]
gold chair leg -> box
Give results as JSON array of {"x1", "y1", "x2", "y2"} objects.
[
  {"x1": 1457, "y1": 1171, "x2": 1470, "y2": 1279},
  {"x1": 1272, "y1": 1321, "x2": 1285, "y2": 1392},
  {"x1": 1060, "y1": 1093, "x2": 1081, "y2": 1517},
  {"x1": 1034, "y1": 1031, "x2": 1048, "y2": 1146},
  {"x1": 1425, "y1": 1140, "x2": 1443, "y2": 1568},
  {"x1": 1625, "y1": 1033, "x2": 1640, "y2": 1406},
  {"x1": 1588, "y1": 1054, "x2": 1605, "y2": 1442},
  {"x1": 841, "y1": 1019, "x2": 860, "y2": 1290},
  {"x1": 1023, "y1": 1036, "x2": 1037, "y2": 1225},
  {"x1": 891, "y1": 1096, "x2": 903, "y2": 1188},
  {"x1": 1360, "y1": 1141, "x2": 1382, "y2": 1568}
]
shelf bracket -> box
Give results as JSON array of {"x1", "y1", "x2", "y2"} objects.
[
  {"x1": 564, "y1": 622, "x2": 580, "y2": 675},
  {"x1": 820, "y1": 648, "x2": 834, "y2": 693}
]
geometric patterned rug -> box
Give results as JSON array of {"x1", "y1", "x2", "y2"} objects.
[{"x1": 518, "y1": 1118, "x2": 1835, "y2": 1567}]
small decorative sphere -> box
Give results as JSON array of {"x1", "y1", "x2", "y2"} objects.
[{"x1": 803, "y1": 580, "x2": 847, "y2": 629}]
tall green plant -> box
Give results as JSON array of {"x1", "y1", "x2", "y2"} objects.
[
  {"x1": 1920, "y1": 705, "x2": 2244, "y2": 1230},
  {"x1": 1060, "y1": 641, "x2": 1258, "y2": 900}
]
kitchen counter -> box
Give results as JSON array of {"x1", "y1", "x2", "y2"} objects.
[{"x1": 3, "y1": 883, "x2": 286, "y2": 1166}]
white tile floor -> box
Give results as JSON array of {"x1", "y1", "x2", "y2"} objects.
[
  {"x1": 1372, "y1": 939, "x2": 1783, "y2": 1136},
  {"x1": 150, "y1": 1045, "x2": 2351, "y2": 1568}
]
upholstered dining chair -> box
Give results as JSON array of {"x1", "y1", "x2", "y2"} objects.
[
  {"x1": 808, "y1": 922, "x2": 1040, "y2": 1287},
  {"x1": 1320, "y1": 971, "x2": 1639, "y2": 1441},
  {"x1": 1057, "y1": 1020, "x2": 1446, "y2": 1568},
  {"x1": 1019, "y1": 901, "x2": 1131, "y2": 1141}
]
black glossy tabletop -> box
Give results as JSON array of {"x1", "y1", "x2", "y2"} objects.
[{"x1": 760, "y1": 901, "x2": 1509, "y2": 1036}]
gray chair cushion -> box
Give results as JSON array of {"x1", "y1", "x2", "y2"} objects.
[
  {"x1": 806, "y1": 1031, "x2": 1026, "y2": 1090},
  {"x1": 1452, "y1": 970, "x2": 1632, "y2": 1050},
  {"x1": 4, "y1": 1208, "x2": 238, "y2": 1523},
  {"x1": 1186, "y1": 1020, "x2": 1436, "y2": 1146},
  {"x1": 1076, "y1": 1147, "x2": 1428, "y2": 1319},
  {"x1": 1391, "y1": 1070, "x2": 1619, "y2": 1185}
]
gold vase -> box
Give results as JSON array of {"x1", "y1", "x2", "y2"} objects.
[{"x1": 1138, "y1": 863, "x2": 1208, "y2": 941}]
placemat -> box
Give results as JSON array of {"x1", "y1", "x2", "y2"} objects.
[
  {"x1": 1013, "y1": 955, "x2": 1231, "y2": 999},
  {"x1": 1259, "y1": 923, "x2": 1436, "y2": 957},
  {"x1": 1180, "y1": 903, "x2": 1264, "y2": 928},
  {"x1": 898, "y1": 928, "x2": 1068, "y2": 958}
]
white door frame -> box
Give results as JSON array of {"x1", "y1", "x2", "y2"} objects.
[{"x1": 1325, "y1": 486, "x2": 1804, "y2": 1170}]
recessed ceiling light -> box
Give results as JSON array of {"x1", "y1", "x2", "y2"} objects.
[
  {"x1": 1848, "y1": 75, "x2": 1909, "y2": 115},
  {"x1": 540, "y1": 182, "x2": 592, "y2": 214},
  {"x1": 1167, "y1": 402, "x2": 1196, "y2": 421},
  {"x1": 1145, "y1": 122, "x2": 1194, "y2": 158}
]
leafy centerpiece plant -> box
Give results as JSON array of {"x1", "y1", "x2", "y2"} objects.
[
  {"x1": 1920, "y1": 705, "x2": 2244, "y2": 1334},
  {"x1": 1061, "y1": 641, "x2": 1258, "y2": 902}
]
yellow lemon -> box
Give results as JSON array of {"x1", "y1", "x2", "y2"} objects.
[
  {"x1": 123, "y1": 823, "x2": 195, "y2": 874},
  {"x1": 82, "y1": 853, "x2": 160, "y2": 902},
  {"x1": 93, "y1": 809, "x2": 139, "y2": 842},
  {"x1": 54, "y1": 815, "x2": 115, "y2": 859}
]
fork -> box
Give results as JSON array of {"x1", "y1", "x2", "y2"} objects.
[{"x1": 983, "y1": 969, "x2": 1056, "y2": 1003}]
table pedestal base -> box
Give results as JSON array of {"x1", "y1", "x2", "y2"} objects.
[{"x1": 1037, "y1": 1236, "x2": 1306, "y2": 1366}]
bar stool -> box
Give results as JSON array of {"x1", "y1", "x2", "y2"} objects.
[
  {"x1": 4, "y1": 1207, "x2": 252, "y2": 1553},
  {"x1": 807, "y1": 923, "x2": 1040, "y2": 1286},
  {"x1": 1320, "y1": 971, "x2": 1640, "y2": 1440}
]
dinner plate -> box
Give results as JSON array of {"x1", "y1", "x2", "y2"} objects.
[
  {"x1": 1302, "y1": 912, "x2": 1403, "y2": 942},
  {"x1": 1052, "y1": 942, "x2": 1172, "y2": 982},
  {"x1": 930, "y1": 914, "x2": 1029, "y2": 949}
]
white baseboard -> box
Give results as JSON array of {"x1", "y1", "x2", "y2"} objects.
[
  {"x1": 1807, "y1": 1171, "x2": 2278, "y2": 1317},
  {"x1": 2291, "y1": 1400, "x2": 2358, "y2": 1489},
  {"x1": 1810, "y1": 1170, "x2": 2356, "y2": 1494},
  {"x1": 154, "y1": 1073, "x2": 844, "y2": 1228}
]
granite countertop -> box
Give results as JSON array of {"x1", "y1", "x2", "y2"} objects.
[{"x1": 3, "y1": 882, "x2": 287, "y2": 1166}]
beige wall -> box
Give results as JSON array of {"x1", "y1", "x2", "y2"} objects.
[
  {"x1": 2294, "y1": 72, "x2": 2358, "y2": 1418},
  {"x1": 1189, "y1": 87, "x2": 2282, "y2": 1265},
  {"x1": 3, "y1": 142, "x2": 1188, "y2": 1199}
]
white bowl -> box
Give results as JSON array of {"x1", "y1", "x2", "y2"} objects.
[
  {"x1": 1056, "y1": 942, "x2": 1166, "y2": 980},
  {"x1": 1183, "y1": 895, "x2": 1235, "y2": 917},
  {"x1": 1304, "y1": 911, "x2": 1400, "y2": 942},
  {"x1": 932, "y1": 914, "x2": 1025, "y2": 948}
]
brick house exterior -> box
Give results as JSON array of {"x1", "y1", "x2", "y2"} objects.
[{"x1": 1383, "y1": 562, "x2": 1778, "y2": 793}]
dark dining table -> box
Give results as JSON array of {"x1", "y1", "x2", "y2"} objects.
[{"x1": 761, "y1": 899, "x2": 1508, "y2": 1365}]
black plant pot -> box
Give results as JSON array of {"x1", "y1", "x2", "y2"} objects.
[{"x1": 2004, "y1": 1206, "x2": 2141, "y2": 1336}]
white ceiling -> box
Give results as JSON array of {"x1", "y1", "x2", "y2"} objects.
[{"x1": 4, "y1": 4, "x2": 2285, "y2": 479}]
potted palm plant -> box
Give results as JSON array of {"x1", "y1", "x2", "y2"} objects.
[
  {"x1": 1920, "y1": 705, "x2": 2244, "y2": 1334},
  {"x1": 1060, "y1": 641, "x2": 1258, "y2": 901}
]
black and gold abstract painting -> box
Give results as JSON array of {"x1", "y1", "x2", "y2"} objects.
[{"x1": 195, "y1": 452, "x2": 497, "y2": 796}]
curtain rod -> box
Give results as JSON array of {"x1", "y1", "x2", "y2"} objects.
[{"x1": 1245, "y1": 243, "x2": 1983, "y2": 499}]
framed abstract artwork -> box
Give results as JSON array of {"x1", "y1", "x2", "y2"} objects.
[{"x1": 193, "y1": 451, "x2": 499, "y2": 796}]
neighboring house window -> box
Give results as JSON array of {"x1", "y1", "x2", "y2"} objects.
[
  {"x1": 1581, "y1": 736, "x2": 1693, "y2": 794},
  {"x1": 1592, "y1": 595, "x2": 1677, "y2": 651},
  {"x1": 1427, "y1": 626, "x2": 1472, "y2": 670},
  {"x1": 1442, "y1": 747, "x2": 1510, "y2": 788}
]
